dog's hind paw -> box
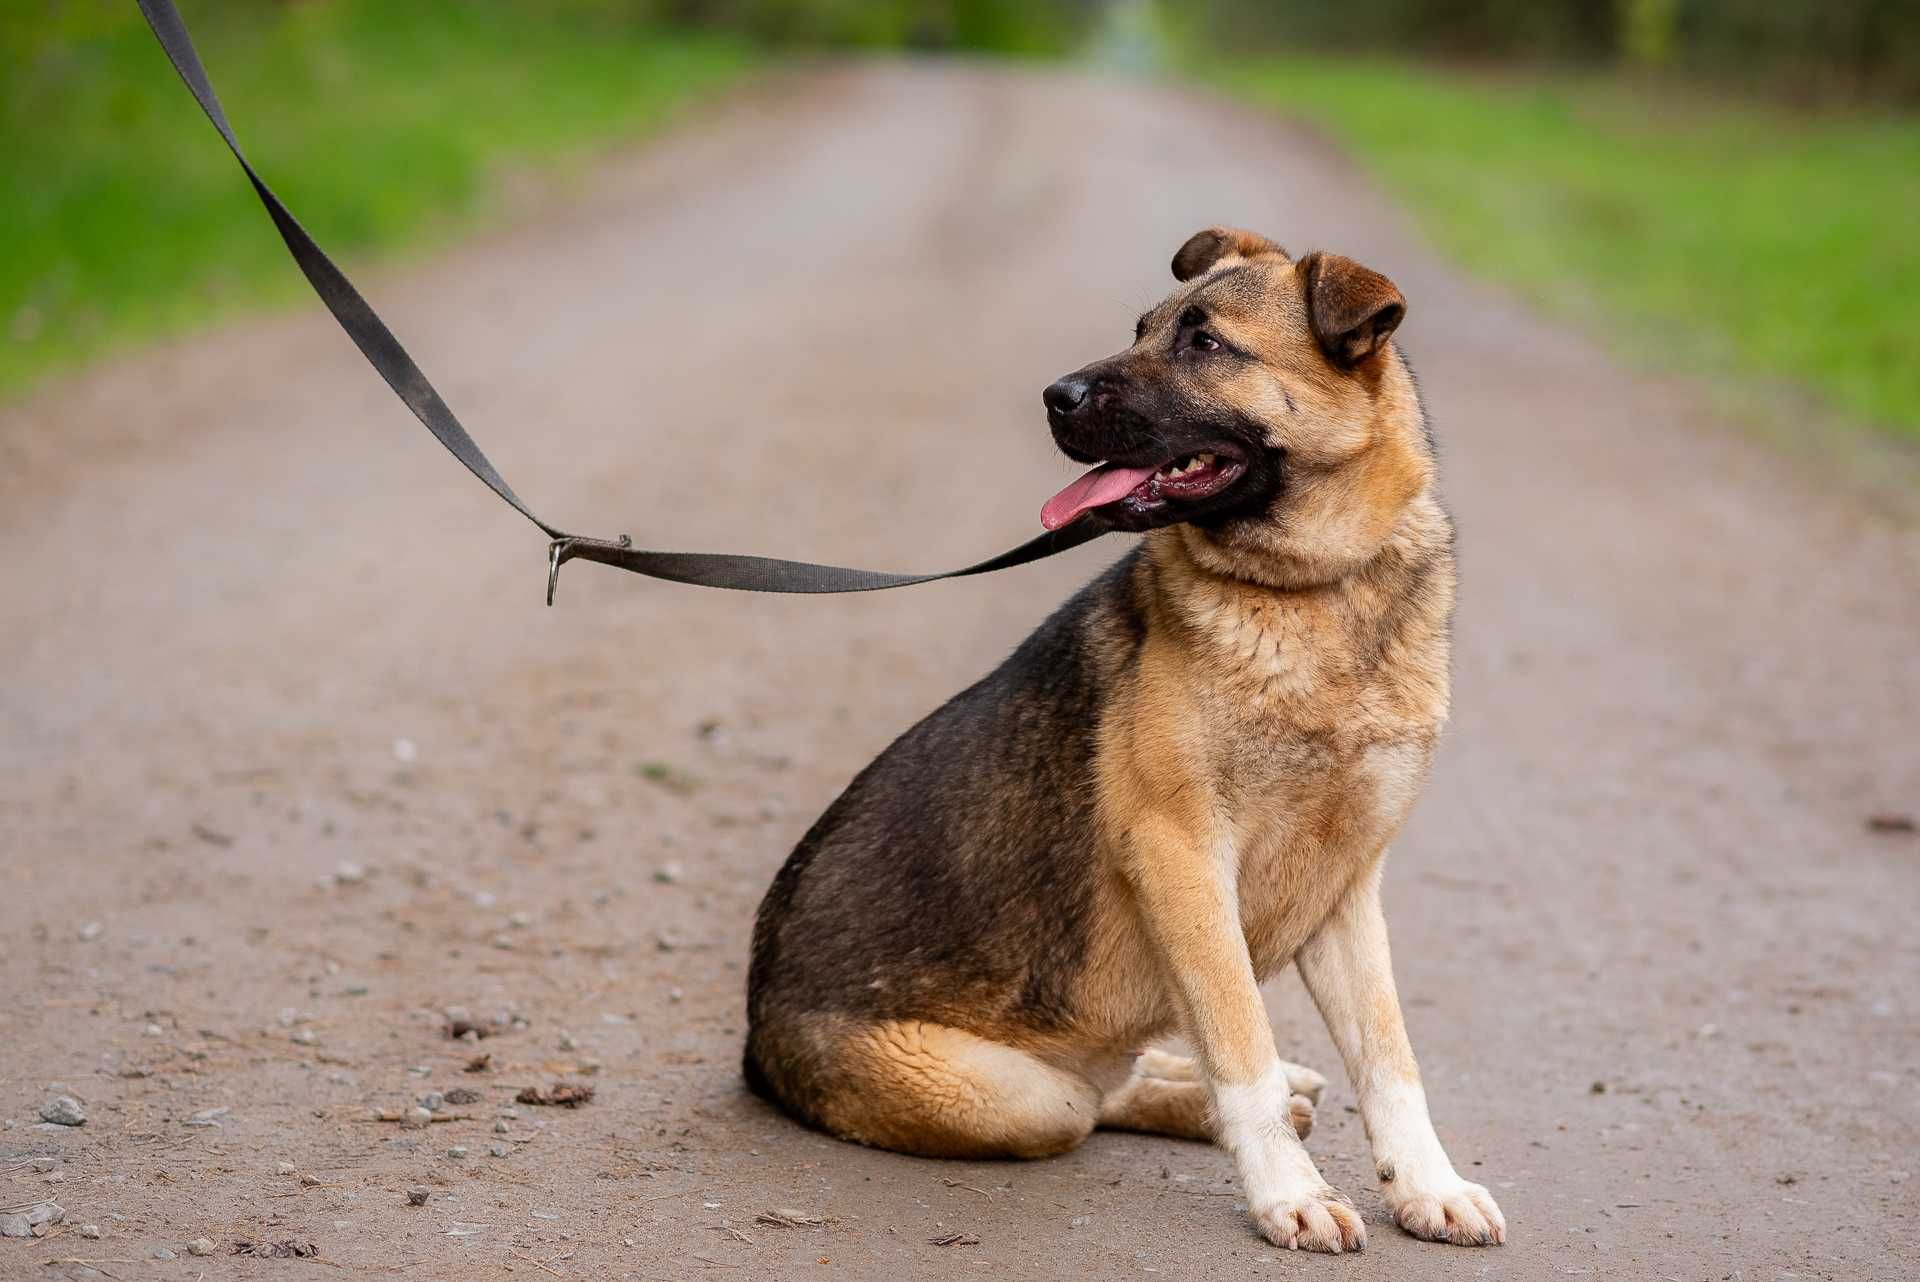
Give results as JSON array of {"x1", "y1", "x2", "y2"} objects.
[
  {"x1": 1133, "y1": 1048, "x2": 1198, "y2": 1081},
  {"x1": 1288, "y1": 1092, "x2": 1316, "y2": 1141},
  {"x1": 1277, "y1": 1057, "x2": 1328, "y2": 1106},
  {"x1": 1134, "y1": 1050, "x2": 1328, "y2": 1108}
]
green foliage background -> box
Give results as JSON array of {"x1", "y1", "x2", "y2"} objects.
[
  {"x1": 0, "y1": 0, "x2": 1094, "y2": 401},
  {"x1": 5, "y1": 0, "x2": 1917, "y2": 442}
]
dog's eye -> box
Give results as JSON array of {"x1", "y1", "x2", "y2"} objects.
[{"x1": 1190, "y1": 330, "x2": 1221, "y2": 353}]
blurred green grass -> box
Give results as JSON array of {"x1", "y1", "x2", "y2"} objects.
[
  {"x1": 1212, "y1": 58, "x2": 1920, "y2": 440},
  {"x1": 0, "y1": 2, "x2": 754, "y2": 401}
]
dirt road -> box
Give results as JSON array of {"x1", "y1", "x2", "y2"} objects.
[{"x1": 3, "y1": 64, "x2": 1917, "y2": 1281}]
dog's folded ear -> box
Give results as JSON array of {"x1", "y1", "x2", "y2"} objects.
[
  {"x1": 1300, "y1": 252, "x2": 1405, "y2": 367},
  {"x1": 1171, "y1": 227, "x2": 1288, "y2": 281}
]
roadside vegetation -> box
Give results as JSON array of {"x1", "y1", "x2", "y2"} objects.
[
  {"x1": 1175, "y1": 1, "x2": 1920, "y2": 441},
  {"x1": 3, "y1": 0, "x2": 1098, "y2": 404},
  {"x1": 10, "y1": 0, "x2": 1917, "y2": 447},
  {"x1": 0, "y1": 3, "x2": 767, "y2": 401},
  {"x1": 1207, "y1": 58, "x2": 1920, "y2": 439}
]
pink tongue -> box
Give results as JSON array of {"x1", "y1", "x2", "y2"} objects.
[{"x1": 1040, "y1": 463, "x2": 1158, "y2": 531}]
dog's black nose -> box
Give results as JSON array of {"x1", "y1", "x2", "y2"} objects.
[{"x1": 1043, "y1": 374, "x2": 1092, "y2": 416}]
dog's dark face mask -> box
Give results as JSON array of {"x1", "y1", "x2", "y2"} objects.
[{"x1": 1038, "y1": 228, "x2": 1406, "y2": 535}]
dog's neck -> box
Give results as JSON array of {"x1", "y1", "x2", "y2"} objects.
[
  {"x1": 1145, "y1": 478, "x2": 1454, "y2": 673},
  {"x1": 1152, "y1": 485, "x2": 1449, "y2": 595},
  {"x1": 1140, "y1": 495, "x2": 1453, "y2": 733}
]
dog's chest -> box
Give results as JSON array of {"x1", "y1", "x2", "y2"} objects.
[{"x1": 1185, "y1": 594, "x2": 1443, "y2": 973}]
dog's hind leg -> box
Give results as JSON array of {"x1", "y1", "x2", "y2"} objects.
[
  {"x1": 806, "y1": 1020, "x2": 1102, "y2": 1160},
  {"x1": 1099, "y1": 1071, "x2": 1213, "y2": 1140}
]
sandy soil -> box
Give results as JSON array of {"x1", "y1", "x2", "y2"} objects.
[{"x1": 3, "y1": 63, "x2": 1917, "y2": 1282}]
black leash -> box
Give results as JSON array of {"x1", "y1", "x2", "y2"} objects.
[{"x1": 134, "y1": 0, "x2": 1107, "y2": 605}]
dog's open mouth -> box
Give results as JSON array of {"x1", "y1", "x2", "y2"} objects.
[{"x1": 1040, "y1": 450, "x2": 1246, "y2": 531}]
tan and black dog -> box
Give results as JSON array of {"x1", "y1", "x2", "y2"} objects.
[{"x1": 744, "y1": 228, "x2": 1505, "y2": 1253}]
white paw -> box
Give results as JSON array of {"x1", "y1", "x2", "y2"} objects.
[
  {"x1": 1277, "y1": 1057, "x2": 1328, "y2": 1106},
  {"x1": 1384, "y1": 1174, "x2": 1507, "y2": 1246},
  {"x1": 1250, "y1": 1187, "x2": 1367, "y2": 1253},
  {"x1": 1133, "y1": 1048, "x2": 1197, "y2": 1081}
]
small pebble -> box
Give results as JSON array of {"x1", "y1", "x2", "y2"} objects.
[
  {"x1": 447, "y1": 1146, "x2": 468, "y2": 1160},
  {"x1": 489, "y1": 1142, "x2": 511, "y2": 1158},
  {"x1": 334, "y1": 861, "x2": 366, "y2": 884},
  {"x1": 406, "y1": 1187, "x2": 431, "y2": 1206},
  {"x1": 508, "y1": 910, "x2": 533, "y2": 929},
  {"x1": 403, "y1": 1106, "x2": 433, "y2": 1129},
  {"x1": 654, "y1": 862, "x2": 685, "y2": 885},
  {"x1": 392, "y1": 736, "x2": 418, "y2": 763},
  {"x1": 668, "y1": 987, "x2": 685, "y2": 1004},
  {"x1": 494, "y1": 1120, "x2": 510, "y2": 1134},
  {"x1": 79, "y1": 1224, "x2": 102, "y2": 1240},
  {"x1": 276, "y1": 1161, "x2": 297, "y2": 1175},
  {"x1": 78, "y1": 921, "x2": 102, "y2": 941},
  {"x1": 491, "y1": 934, "x2": 515, "y2": 951},
  {"x1": 0, "y1": 1214, "x2": 30, "y2": 1238},
  {"x1": 30, "y1": 1159, "x2": 57, "y2": 1173},
  {"x1": 143, "y1": 1023, "x2": 164, "y2": 1037},
  {"x1": 1070, "y1": 1215, "x2": 1090, "y2": 1228},
  {"x1": 153, "y1": 1247, "x2": 177, "y2": 1260},
  {"x1": 558, "y1": 1032, "x2": 578, "y2": 1052},
  {"x1": 188, "y1": 1237, "x2": 215, "y2": 1257},
  {"x1": 46, "y1": 1170, "x2": 65, "y2": 1184},
  {"x1": 420, "y1": 1091, "x2": 446, "y2": 1112},
  {"x1": 40, "y1": 1095, "x2": 87, "y2": 1126}
]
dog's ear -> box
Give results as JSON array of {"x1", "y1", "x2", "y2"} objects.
[
  {"x1": 1171, "y1": 226, "x2": 1287, "y2": 281},
  {"x1": 1300, "y1": 251, "x2": 1405, "y2": 367}
]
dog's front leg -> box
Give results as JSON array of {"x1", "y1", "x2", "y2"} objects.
[
  {"x1": 1296, "y1": 862, "x2": 1507, "y2": 1246},
  {"x1": 1125, "y1": 814, "x2": 1365, "y2": 1253}
]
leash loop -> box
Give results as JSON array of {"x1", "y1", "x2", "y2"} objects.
[{"x1": 136, "y1": 0, "x2": 1107, "y2": 601}]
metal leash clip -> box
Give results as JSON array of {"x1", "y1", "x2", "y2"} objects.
[
  {"x1": 546, "y1": 538, "x2": 572, "y2": 607},
  {"x1": 547, "y1": 533, "x2": 634, "y2": 606}
]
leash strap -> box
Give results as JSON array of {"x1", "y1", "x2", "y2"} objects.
[{"x1": 134, "y1": 0, "x2": 1107, "y2": 603}]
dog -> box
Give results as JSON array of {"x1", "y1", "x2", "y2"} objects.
[{"x1": 743, "y1": 227, "x2": 1504, "y2": 1253}]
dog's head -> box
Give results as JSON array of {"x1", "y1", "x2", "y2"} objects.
[{"x1": 1041, "y1": 228, "x2": 1430, "y2": 579}]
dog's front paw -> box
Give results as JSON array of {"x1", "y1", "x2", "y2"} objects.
[
  {"x1": 1384, "y1": 1174, "x2": 1506, "y2": 1246},
  {"x1": 1250, "y1": 1187, "x2": 1367, "y2": 1253}
]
